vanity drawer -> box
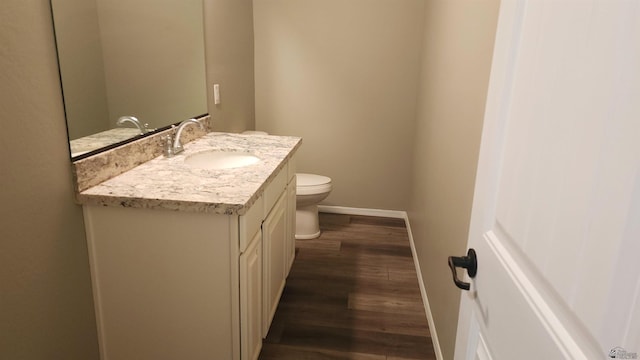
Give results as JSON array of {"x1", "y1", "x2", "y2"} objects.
[
  {"x1": 264, "y1": 165, "x2": 287, "y2": 215},
  {"x1": 239, "y1": 195, "x2": 264, "y2": 253}
]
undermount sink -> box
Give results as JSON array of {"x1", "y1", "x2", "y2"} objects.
[{"x1": 184, "y1": 150, "x2": 261, "y2": 170}]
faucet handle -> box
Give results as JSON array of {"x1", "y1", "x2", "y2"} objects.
[
  {"x1": 163, "y1": 133, "x2": 174, "y2": 157},
  {"x1": 143, "y1": 123, "x2": 155, "y2": 133}
]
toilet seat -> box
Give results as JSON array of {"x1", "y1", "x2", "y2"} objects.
[
  {"x1": 296, "y1": 173, "x2": 332, "y2": 195},
  {"x1": 242, "y1": 130, "x2": 268, "y2": 135}
]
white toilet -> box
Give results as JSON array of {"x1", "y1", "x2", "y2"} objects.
[
  {"x1": 241, "y1": 130, "x2": 332, "y2": 240},
  {"x1": 295, "y1": 173, "x2": 332, "y2": 239}
]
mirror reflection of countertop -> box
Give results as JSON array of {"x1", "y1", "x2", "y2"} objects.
[
  {"x1": 77, "y1": 132, "x2": 301, "y2": 215},
  {"x1": 70, "y1": 128, "x2": 143, "y2": 157}
]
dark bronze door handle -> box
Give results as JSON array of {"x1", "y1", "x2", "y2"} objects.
[{"x1": 448, "y1": 248, "x2": 478, "y2": 290}]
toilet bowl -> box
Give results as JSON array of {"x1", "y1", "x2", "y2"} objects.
[
  {"x1": 295, "y1": 173, "x2": 332, "y2": 239},
  {"x1": 241, "y1": 131, "x2": 332, "y2": 239}
]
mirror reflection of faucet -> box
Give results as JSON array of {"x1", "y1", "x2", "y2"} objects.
[
  {"x1": 164, "y1": 119, "x2": 204, "y2": 157},
  {"x1": 116, "y1": 116, "x2": 152, "y2": 135}
]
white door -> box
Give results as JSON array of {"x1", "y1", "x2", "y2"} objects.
[{"x1": 454, "y1": 1, "x2": 640, "y2": 359}]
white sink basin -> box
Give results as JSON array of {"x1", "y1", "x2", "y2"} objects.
[{"x1": 184, "y1": 150, "x2": 261, "y2": 170}]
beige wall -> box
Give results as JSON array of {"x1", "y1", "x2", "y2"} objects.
[
  {"x1": 408, "y1": 1, "x2": 500, "y2": 358},
  {"x1": 205, "y1": 0, "x2": 255, "y2": 133},
  {"x1": 254, "y1": 4, "x2": 500, "y2": 356},
  {"x1": 254, "y1": 0, "x2": 425, "y2": 210},
  {"x1": 0, "y1": 1, "x2": 99, "y2": 359}
]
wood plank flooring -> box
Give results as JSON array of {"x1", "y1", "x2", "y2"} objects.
[{"x1": 259, "y1": 214, "x2": 436, "y2": 360}]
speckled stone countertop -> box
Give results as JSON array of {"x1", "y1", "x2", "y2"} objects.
[{"x1": 77, "y1": 132, "x2": 301, "y2": 215}]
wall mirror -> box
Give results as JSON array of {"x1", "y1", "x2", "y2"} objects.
[{"x1": 50, "y1": 0, "x2": 208, "y2": 159}]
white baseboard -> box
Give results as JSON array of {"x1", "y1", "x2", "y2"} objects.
[
  {"x1": 403, "y1": 214, "x2": 444, "y2": 360},
  {"x1": 317, "y1": 205, "x2": 406, "y2": 219},
  {"x1": 317, "y1": 205, "x2": 444, "y2": 360}
]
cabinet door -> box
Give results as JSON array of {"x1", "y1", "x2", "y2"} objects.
[
  {"x1": 285, "y1": 179, "x2": 296, "y2": 275},
  {"x1": 240, "y1": 230, "x2": 262, "y2": 360},
  {"x1": 262, "y1": 192, "x2": 286, "y2": 336}
]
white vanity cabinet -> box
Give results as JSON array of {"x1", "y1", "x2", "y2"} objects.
[
  {"x1": 82, "y1": 153, "x2": 297, "y2": 360},
  {"x1": 262, "y1": 190, "x2": 287, "y2": 336},
  {"x1": 239, "y1": 228, "x2": 262, "y2": 360},
  {"x1": 285, "y1": 166, "x2": 296, "y2": 274}
]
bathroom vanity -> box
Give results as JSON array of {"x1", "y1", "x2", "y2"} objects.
[{"x1": 77, "y1": 132, "x2": 300, "y2": 360}]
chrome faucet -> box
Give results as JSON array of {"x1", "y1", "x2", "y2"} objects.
[
  {"x1": 165, "y1": 118, "x2": 204, "y2": 156},
  {"x1": 116, "y1": 116, "x2": 149, "y2": 135}
]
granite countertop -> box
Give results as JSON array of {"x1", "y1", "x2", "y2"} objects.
[{"x1": 77, "y1": 132, "x2": 301, "y2": 215}]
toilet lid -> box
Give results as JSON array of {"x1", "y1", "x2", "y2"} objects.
[
  {"x1": 297, "y1": 173, "x2": 331, "y2": 186},
  {"x1": 296, "y1": 173, "x2": 332, "y2": 195}
]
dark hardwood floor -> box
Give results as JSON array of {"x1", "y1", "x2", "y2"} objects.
[{"x1": 259, "y1": 213, "x2": 436, "y2": 360}]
